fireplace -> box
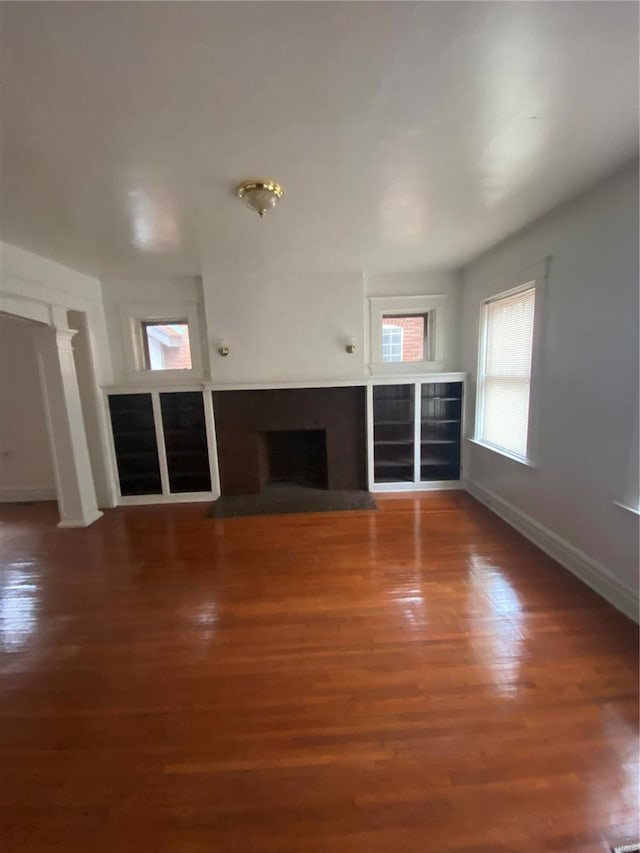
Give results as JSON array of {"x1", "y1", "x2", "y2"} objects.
[
  {"x1": 262, "y1": 430, "x2": 328, "y2": 489},
  {"x1": 212, "y1": 387, "x2": 367, "y2": 495}
]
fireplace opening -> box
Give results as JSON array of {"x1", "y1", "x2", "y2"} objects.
[{"x1": 262, "y1": 429, "x2": 328, "y2": 490}]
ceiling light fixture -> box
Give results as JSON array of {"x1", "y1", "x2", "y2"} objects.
[{"x1": 236, "y1": 179, "x2": 284, "y2": 218}]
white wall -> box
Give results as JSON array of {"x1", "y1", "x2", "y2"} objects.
[
  {"x1": 102, "y1": 266, "x2": 463, "y2": 387},
  {"x1": 365, "y1": 269, "x2": 463, "y2": 371},
  {"x1": 0, "y1": 242, "x2": 113, "y2": 386},
  {"x1": 460, "y1": 160, "x2": 639, "y2": 617},
  {"x1": 200, "y1": 268, "x2": 462, "y2": 385},
  {"x1": 101, "y1": 276, "x2": 208, "y2": 383},
  {"x1": 202, "y1": 270, "x2": 366, "y2": 385},
  {"x1": 0, "y1": 315, "x2": 56, "y2": 501}
]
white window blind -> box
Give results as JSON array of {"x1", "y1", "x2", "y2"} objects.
[{"x1": 478, "y1": 286, "x2": 535, "y2": 459}]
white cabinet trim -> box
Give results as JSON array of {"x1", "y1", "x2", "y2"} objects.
[
  {"x1": 151, "y1": 391, "x2": 170, "y2": 495},
  {"x1": 367, "y1": 374, "x2": 467, "y2": 492}
]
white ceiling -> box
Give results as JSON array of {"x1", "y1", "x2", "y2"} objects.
[{"x1": 0, "y1": 1, "x2": 638, "y2": 280}]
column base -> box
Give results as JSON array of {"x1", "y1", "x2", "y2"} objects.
[{"x1": 57, "y1": 510, "x2": 104, "y2": 529}]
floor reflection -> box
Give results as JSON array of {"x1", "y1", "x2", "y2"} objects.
[
  {"x1": 194, "y1": 601, "x2": 217, "y2": 642},
  {"x1": 0, "y1": 563, "x2": 39, "y2": 651},
  {"x1": 386, "y1": 501, "x2": 427, "y2": 629},
  {"x1": 467, "y1": 552, "x2": 526, "y2": 698}
]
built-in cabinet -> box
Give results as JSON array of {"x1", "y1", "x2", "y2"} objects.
[
  {"x1": 159, "y1": 392, "x2": 211, "y2": 493},
  {"x1": 108, "y1": 393, "x2": 162, "y2": 496},
  {"x1": 368, "y1": 376, "x2": 465, "y2": 491},
  {"x1": 372, "y1": 384, "x2": 415, "y2": 483},
  {"x1": 106, "y1": 375, "x2": 465, "y2": 504},
  {"x1": 107, "y1": 390, "x2": 216, "y2": 503}
]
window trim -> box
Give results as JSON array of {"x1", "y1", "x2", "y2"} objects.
[
  {"x1": 119, "y1": 300, "x2": 203, "y2": 383},
  {"x1": 466, "y1": 437, "x2": 539, "y2": 468},
  {"x1": 615, "y1": 399, "x2": 639, "y2": 515},
  {"x1": 473, "y1": 273, "x2": 545, "y2": 467},
  {"x1": 369, "y1": 294, "x2": 447, "y2": 375}
]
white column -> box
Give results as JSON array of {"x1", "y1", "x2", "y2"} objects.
[{"x1": 33, "y1": 325, "x2": 103, "y2": 528}]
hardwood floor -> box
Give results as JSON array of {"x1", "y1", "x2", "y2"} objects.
[{"x1": 0, "y1": 492, "x2": 637, "y2": 852}]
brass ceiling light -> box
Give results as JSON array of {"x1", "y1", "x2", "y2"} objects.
[{"x1": 236, "y1": 179, "x2": 284, "y2": 218}]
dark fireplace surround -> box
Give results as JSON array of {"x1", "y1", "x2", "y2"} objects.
[{"x1": 212, "y1": 387, "x2": 367, "y2": 495}]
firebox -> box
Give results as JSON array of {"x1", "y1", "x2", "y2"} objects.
[{"x1": 261, "y1": 429, "x2": 328, "y2": 490}]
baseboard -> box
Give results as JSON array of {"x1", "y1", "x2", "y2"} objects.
[
  {"x1": 371, "y1": 481, "x2": 462, "y2": 493},
  {"x1": 0, "y1": 487, "x2": 57, "y2": 503},
  {"x1": 117, "y1": 492, "x2": 217, "y2": 507},
  {"x1": 57, "y1": 510, "x2": 103, "y2": 529},
  {"x1": 464, "y1": 478, "x2": 639, "y2": 623}
]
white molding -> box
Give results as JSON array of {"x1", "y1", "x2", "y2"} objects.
[
  {"x1": 614, "y1": 500, "x2": 640, "y2": 517},
  {"x1": 0, "y1": 293, "x2": 51, "y2": 325},
  {"x1": 413, "y1": 381, "x2": 421, "y2": 484},
  {"x1": 466, "y1": 437, "x2": 538, "y2": 468},
  {"x1": 369, "y1": 361, "x2": 446, "y2": 377},
  {"x1": 34, "y1": 333, "x2": 67, "y2": 519},
  {"x1": 1, "y1": 242, "x2": 103, "y2": 304},
  {"x1": 208, "y1": 378, "x2": 368, "y2": 391},
  {"x1": 366, "y1": 383, "x2": 375, "y2": 490},
  {"x1": 372, "y1": 481, "x2": 462, "y2": 493},
  {"x1": 52, "y1": 326, "x2": 78, "y2": 353},
  {"x1": 369, "y1": 372, "x2": 466, "y2": 386},
  {"x1": 102, "y1": 383, "x2": 206, "y2": 394},
  {"x1": 151, "y1": 391, "x2": 170, "y2": 495},
  {"x1": 58, "y1": 510, "x2": 103, "y2": 528},
  {"x1": 464, "y1": 478, "x2": 639, "y2": 623},
  {"x1": 117, "y1": 492, "x2": 215, "y2": 506},
  {"x1": 103, "y1": 374, "x2": 467, "y2": 394},
  {"x1": 202, "y1": 389, "x2": 221, "y2": 499},
  {"x1": 0, "y1": 487, "x2": 57, "y2": 503}
]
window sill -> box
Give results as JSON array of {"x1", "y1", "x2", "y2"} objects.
[
  {"x1": 467, "y1": 438, "x2": 537, "y2": 468},
  {"x1": 126, "y1": 369, "x2": 201, "y2": 383},
  {"x1": 613, "y1": 500, "x2": 640, "y2": 517},
  {"x1": 369, "y1": 361, "x2": 445, "y2": 376}
]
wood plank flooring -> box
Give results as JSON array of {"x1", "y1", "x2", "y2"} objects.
[{"x1": 0, "y1": 492, "x2": 637, "y2": 852}]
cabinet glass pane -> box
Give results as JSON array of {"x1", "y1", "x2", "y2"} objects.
[
  {"x1": 108, "y1": 394, "x2": 162, "y2": 495},
  {"x1": 373, "y1": 384, "x2": 415, "y2": 483},
  {"x1": 420, "y1": 382, "x2": 463, "y2": 481},
  {"x1": 160, "y1": 392, "x2": 211, "y2": 493}
]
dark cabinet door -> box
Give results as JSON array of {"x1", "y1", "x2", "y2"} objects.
[
  {"x1": 372, "y1": 384, "x2": 415, "y2": 483},
  {"x1": 160, "y1": 392, "x2": 211, "y2": 493},
  {"x1": 108, "y1": 394, "x2": 162, "y2": 495},
  {"x1": 420, "y1": 382, "x2": 463, "y2": 481}
]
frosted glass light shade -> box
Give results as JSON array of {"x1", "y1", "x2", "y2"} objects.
[{"x1": 237, "y1": 180, "x2": 284, "y2": 218}]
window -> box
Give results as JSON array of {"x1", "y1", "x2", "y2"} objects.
[
  {"x1": 381, "y1": 324, "x2": 404, "y2": 362},
  {"x1": 141, "y1": 321, "x2": 192, "y2": 371},
  {"x1": 369, "y1": 295, "x2": 446, "y2": 374},
  {"x1": 381, "y1": 314, "x2": 427, "y2": 363},
  {"x1": 476, "y1": 286, "x2": 536, "y2": 460}
]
